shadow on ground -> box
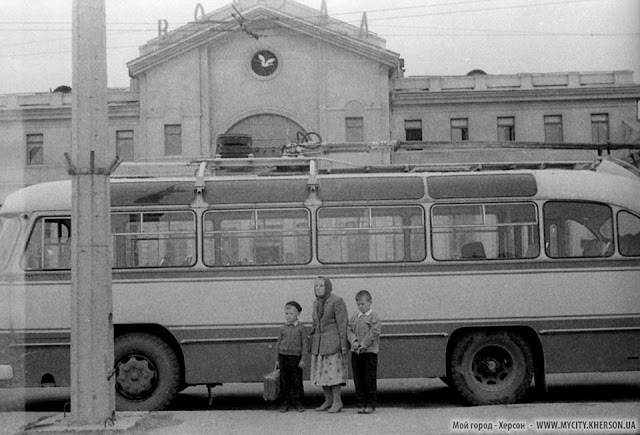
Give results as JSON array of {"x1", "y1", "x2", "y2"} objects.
[{"x1": 2, "y1": 372, "x2": 638, "y2": 413}]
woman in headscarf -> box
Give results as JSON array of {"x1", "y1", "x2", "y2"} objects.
[{"x1": 308, "y1": 276, "x2": 349, "y2": 413}]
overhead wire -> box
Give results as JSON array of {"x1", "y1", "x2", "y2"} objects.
[
  {"x1": 0, "y1": 0, "x2": 637, "y2": 60},
  {"x1": 0, "y1": 0, "x2": 614, "y2": 30}
]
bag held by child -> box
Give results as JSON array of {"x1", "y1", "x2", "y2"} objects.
[{"x1": 263, "y1": 369, "x2": 280, "y2": 401}]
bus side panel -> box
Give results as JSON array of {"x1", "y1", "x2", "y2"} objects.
[
  {"x1": 2, "y1": 278, "x2": 71, "y2": 388},
  {"x1": 0, "y1": 335, "x2": 26, "y2": 388},
  {"x1": 542, "y1": 331, "x2": 640, "y2": 374},
  {"x1": 0, "y1": 333, "x2": 70, "y2": 388},
  {"x1": 181, "y1": 340, "x2": 277, "y2": 384},
  {"x1": 378, "y1": 336, "x2": 447, "y2": 378},
  {"x1": 180, "y1": 335, "x2": 448, "y2": 384}
]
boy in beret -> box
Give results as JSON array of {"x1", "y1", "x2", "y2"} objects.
[{"x1": 275, "y1": 301, "x2": 308, "y2": 412}]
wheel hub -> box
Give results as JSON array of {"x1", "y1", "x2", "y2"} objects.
[
  {"x1": 484, "y1": 357, "x2": 500, "y2": 373},
  {"x1": 472, "y1": 346, "x2": 513, "y2": 387},
  {"x1": 116, "y1": 355, "x2": 157, "y2": 399}
]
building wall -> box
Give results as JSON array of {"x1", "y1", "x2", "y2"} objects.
[
  {"x1": 391, "y1": 71, "x2": 640, "y2": 145},
  {"x1": 0, "y1": 90, "x2": 139, "y2": 202},
  {"x1": 133, "y1": 27, "x2": 392, "y2": 158},
  {"x1": 393, "y1": 99, "x2": 636, "y2": 143}
]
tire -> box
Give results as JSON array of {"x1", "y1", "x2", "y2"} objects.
[
  {"x1": 449, "y1": 330, "x2": 533, "y2": 405},
  {"x1": 114, "y1": 332, "x2": 181, "y2": 411}
]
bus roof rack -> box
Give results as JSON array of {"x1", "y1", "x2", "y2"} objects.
[
  {"x1": 190, "y1": 156, "x2": 596, "y2": 175},
  {"x1": 112, "y1": 155, "x2": 640, "y2": 179}
]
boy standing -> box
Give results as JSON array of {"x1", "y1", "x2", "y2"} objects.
[
  {"x1": 348, "y1": 290, "x2": 381, "y2": 414},
  {"x1": 275, "y1": 301, "x2": 308, "y2": 412}
]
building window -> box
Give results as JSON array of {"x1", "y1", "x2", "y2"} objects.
[
  {"x1": 404, "y1": 120, "x2": 422, "y2": 141},
  {"x1": 451, "y1": 118, "x2": 469, "y2": 141},
  {"x1": 591, "y1": 114, "x2": 609, "y2": 143},
  {"x1": 164, "y1": 124, "x2": 182, "y2": 156},
  {"x1": 345, "y1": 117, "x2": 364, "y2": 142},
  {"x1": 543, "y1": 115, "x2": 563, "y2": 143},
  {"x1": 116, "y1": 130, "x2": 134, "y2": 161},
  {"x1": 26, "y1": 134, "x2": 44, "y2": 165},
  {"x1": 497, "y1": 117, "x2": 515, "y2": 141}
]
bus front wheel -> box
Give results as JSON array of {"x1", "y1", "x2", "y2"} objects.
[
  {"x1": 114, "y1": 332, "x2": 181, "y2": 411},
  {"x1": 450, "y1": 330, "x2": 533, "y2": 405}
]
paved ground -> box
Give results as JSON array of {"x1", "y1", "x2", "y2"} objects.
[{"x1": 2, "y1": 373, "x2": 639, "y2": 434}]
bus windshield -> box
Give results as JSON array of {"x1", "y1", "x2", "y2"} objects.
[{"x1": 0, "y1": 215, "x2": 21, "y2": 270}]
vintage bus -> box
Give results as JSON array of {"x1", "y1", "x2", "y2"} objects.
[{"x1": 0, "y1": 157, "x2": 638, "y2": 411}]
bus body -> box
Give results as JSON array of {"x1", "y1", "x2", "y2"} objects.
[{"x1": 0, "y1": 158, "x2": 639, "y2": 410}]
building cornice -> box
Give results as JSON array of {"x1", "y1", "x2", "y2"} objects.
[
  {"x1": 392, "y1": 85, "x2": 640, "y2": 106},
  {"x1": 0, "y1": 103, "x2": 139, "y2": 123},
  {"x1": 0, "y1": 90, "x2": 139, "y2": 122}
]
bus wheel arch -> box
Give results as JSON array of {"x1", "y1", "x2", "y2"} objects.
[
  {"x1": 447, "y1": 327, "x2": 541, "y2": 405},
  {"x1": 113, "y1": 325, "x2": 184, "y2": 411}
]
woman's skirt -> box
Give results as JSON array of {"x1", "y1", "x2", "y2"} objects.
[{"x1": 310, "y1": 352, "x2": 348, "y2": 386}]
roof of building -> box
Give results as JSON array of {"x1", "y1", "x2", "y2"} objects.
[{"x1": 126, "y1": 0, "x2": 400, "y2": 77}]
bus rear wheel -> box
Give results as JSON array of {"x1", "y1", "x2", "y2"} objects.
[
  {"x1": 114, "y1": 332, "x2": 181, "y2": 411},
  {"x1": 450, "y1": 330, "x2": 533, "y2": 405}
]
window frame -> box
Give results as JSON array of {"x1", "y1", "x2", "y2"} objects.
[
  {"x1": 21, "y1": 216, "x2": 72, "y2": 270},
  {"x1": 404, "y1": 119, "x2": 423, "y2": 141},
  {"x1": 202, "y1": 207, "x2": 312, "y2": 267},
  {"x1": 591, "y1": 113, "x2": 610, "y2": 143},
  {"x1": 543, "y1": 201, "x2": 614, "y2": 259},
  {"x1": 112, "y1": 209, "x2": 197, "y2": 268},
  {"x1": 451, "y1": 118, "x2": 469, "y2": 141},
  {"x1": 26, "y1": 133, "x2": 44, "y2": 166},
  {"x1": 617, "y1": 210, "x2": 640, "y2": 257},
  {"x1": 544, "y1": 115, "x2": 563, "y2": 143},
  {"x1": 497, "y1": 117, "x2": 515, "y2": 142},
  {"x1": 164, "y1": 124, "x2": 183, "y2": 156},
  {"x1": 317, "y1": 205, "x2": 426, "y2": 264},
  {"x1": 345, "y1": 117, "x2": 364, "y2": 143},
  {"x1": 116, "y1": 129, "x2": 134, "y2": 161},
  {"x1": 430, "y1": 202, "x2": 540, "y2": 261}
]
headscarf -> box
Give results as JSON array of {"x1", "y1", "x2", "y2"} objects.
[{"x1": 315, "y1": 276, "x2": 332, "y2": 320}]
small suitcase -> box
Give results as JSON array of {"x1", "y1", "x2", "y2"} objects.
[{"x1": 263, "y1": 369, "x2": 280, "y2": 401}]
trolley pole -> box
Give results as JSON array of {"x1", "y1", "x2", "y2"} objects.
[{"x1": 69, "y1": 0, "x2": 117, "y2": 424}]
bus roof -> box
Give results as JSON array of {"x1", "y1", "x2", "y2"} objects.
[{"x1": 1, "y1": 166, "x2": 639, "y2": 215}]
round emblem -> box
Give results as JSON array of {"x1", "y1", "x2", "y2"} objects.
[{"x1": 251, "y1": 50, "x2": 278, "y2": 77}]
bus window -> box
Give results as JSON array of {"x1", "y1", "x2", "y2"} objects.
[
  {"x1": 618, "y1": 211, "x2": 640, "y2": 256},
  {"x1": 22, "y1": 217, "x2": 71, "y2": 270},
  {"x1": 431, "y1": 203, "x2": 539, "y2": 261},
  {"x1": 112, "y1": 211, "x2": 196, "y2": 268},
  {"x1": 317, "y1": 206, "x2": 425, "y2": 263},
  {"x1": 544, "y1": 202, "x2": 613, "y2": 258},
  {"x1": 203, "y1": 208, "x2": 311, "y2": 266}
]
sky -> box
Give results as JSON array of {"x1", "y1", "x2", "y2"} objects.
[{"x1": 0, "y1": 0, "x2": 639, "y2": 94}]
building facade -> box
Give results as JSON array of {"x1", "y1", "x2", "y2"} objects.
[{"x1": 1, "y1": 0, "x2": 640, "y2": 203}]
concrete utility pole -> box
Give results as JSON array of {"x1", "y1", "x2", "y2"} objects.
[{"x1": 69, "y1": 0, "x2": 117, "y2": 424}]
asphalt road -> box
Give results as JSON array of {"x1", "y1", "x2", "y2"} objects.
[{"x1": 1, "y1": 372, "x2": 639, "y2": 434}]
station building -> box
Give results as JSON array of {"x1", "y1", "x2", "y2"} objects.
[{"x1": 1, "y1": 0, "x2": 640, "y2": 203}]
